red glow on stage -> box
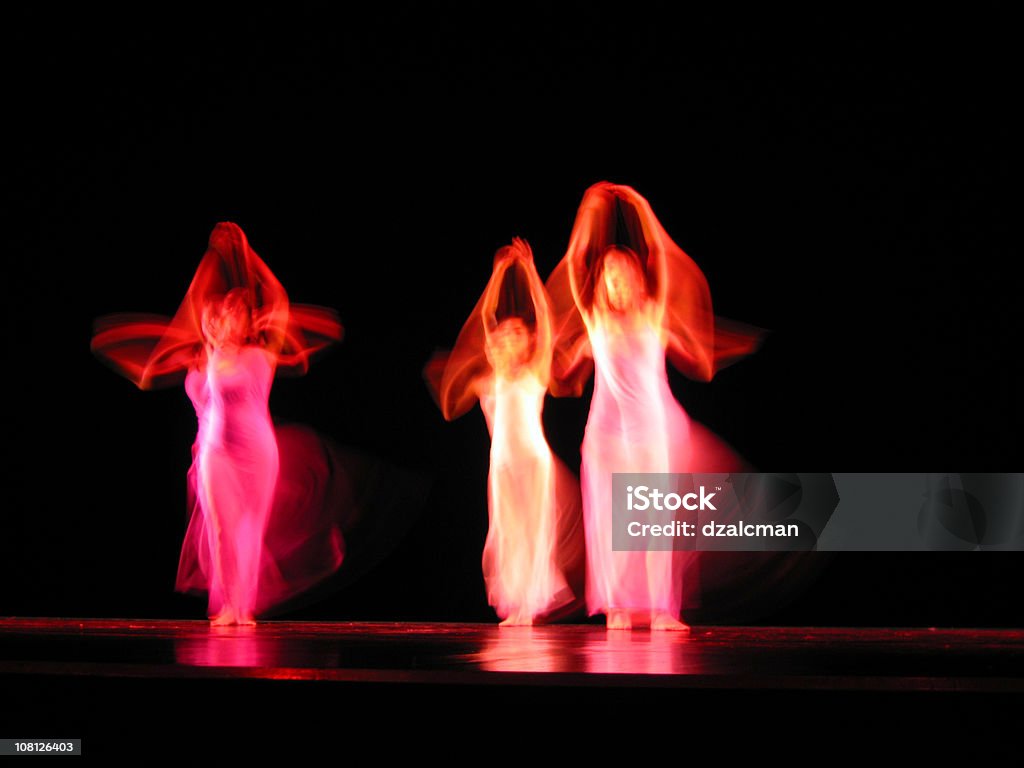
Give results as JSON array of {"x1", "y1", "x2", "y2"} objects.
[
  {"x1": 546, "y1": 183, "x2": 763, "y2": 630},
  {"x1": 1, "y1": 619, "x2": 1022, "y2": 692},
  {"x1": 92, "y1": 223, "x2": 344, "y2": 625},
  {"x1": 427, "y1": 239, "x2": 585, "y2": 624}
]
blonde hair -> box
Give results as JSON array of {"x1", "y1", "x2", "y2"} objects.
[
  {"x1": 593, "y1": 246, "x2": 647, "y2": 313},
  {"x1": 201, "y1": 288, "x2": 254, "y2": 347}
]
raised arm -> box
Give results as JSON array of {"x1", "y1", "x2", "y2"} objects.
[
  {"x1": 564, "y1": 204, "x2": 598, "y2": 324},
  {"x1": 544, "y1": 256, "x2": 594, "y2": 397},
  {"x1": 634, "y1": 192, "x2": 717, "y2": 381},
  {"x1": 608, "y1": 183, "x2": 760, "y2": 381},
  {"x1": 517, "y1": 241, "x2": 554, "y2": 382},
  {"x1": 627, "y1": 188, "x2": 670, "y2": 332},
  {"x1": 479, "y1": 247, "x2": 511, "y2": 351}
]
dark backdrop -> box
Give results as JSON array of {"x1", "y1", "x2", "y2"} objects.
[{"x1": 4, "y1": 6, "x2": 1020, "y2": 625}]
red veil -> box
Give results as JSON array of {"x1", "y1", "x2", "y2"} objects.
[
  {"x1": 425, "y1": 238, "x2": 553, "y2": 419},
  {"x1": 91, "y1": 222, "x2": 341, "y2": 388},
  {"x1": 545, "y1": 181, "x2": 762, "y2": 395}
]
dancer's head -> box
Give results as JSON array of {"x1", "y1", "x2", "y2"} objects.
[
  {"x1": 486, "y1": 317, "x2": 533, "y2": 375},
  {"x1": 201, "y1": 288, "x2": 253, "y2": 350},
  {"x1": 597, "y1": 246, "x2": 646, "y2": 313}
]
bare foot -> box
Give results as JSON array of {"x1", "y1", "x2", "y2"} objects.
[
  {"x1": 210, "y1": 611, "x2": 256, "y2": 626},
  {"x1": 499, "y1": 613, "x2": 533, "y2": 627},
  {"x1": 651, "y1": 612, "x2": 690, "y2": 632},
  {"x1": 606, "y1": 609, "x2": 632, "y2": 630}
]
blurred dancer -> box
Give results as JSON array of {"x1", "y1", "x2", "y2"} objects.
[
  {"x1": 547, "y1": 183, "x2": 761, "y2": 629},
  {"x1": 428, "y1": 239, "x2": 584, "y2": 625},
  {"x1": 93, "y1": 223, "x2": 343, "y2": 624}
]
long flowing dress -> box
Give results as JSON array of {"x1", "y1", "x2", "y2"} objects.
[
  {"x1": 478, "y1": 369, "x2": 580, "y2": 619},
  {"x1": 182, "y1": 346, "x2": 279, "y2": 620},
  {"x1": 582, "y1": 315, "x2": 690, "y2": 615},
  {"x1": 547, "y1": 182, "x2": 762, "y2": 620},
  {"x1": 92, "y1": 222, "x2": 346, "y2": 619},
  {"x1": 427, "y1": 239, "x2": 584, "y2": 622}
]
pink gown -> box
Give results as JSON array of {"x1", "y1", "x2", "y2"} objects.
[
  {"x1": 582, "y1": 316, "x2": 693, "y2": 616},
  {"x1": 177, "y1": 348, "x2": 350, "y2": 618},
  {"x1": 181, "y1": 347, "x2": 278, "y2": 620}
]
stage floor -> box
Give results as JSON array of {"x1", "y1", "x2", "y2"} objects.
[{"x1": 1, "y1": 619, "x2": 1021, "y2": 692}]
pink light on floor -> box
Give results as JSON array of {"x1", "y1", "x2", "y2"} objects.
[{"x1": 427, "y1": 239, "x2": 585, "y2": 625}]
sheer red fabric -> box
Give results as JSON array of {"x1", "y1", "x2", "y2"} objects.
[
  {"x1": 92, "y1": 222, "x2": 341, "y2": 390},
  {"x1": 546, "y1": 182, "x2": 761, "y2": 397}
]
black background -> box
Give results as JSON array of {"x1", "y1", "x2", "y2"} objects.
[{"x1": 4, "y1": 5, "x2": 1020, "y2": 626}]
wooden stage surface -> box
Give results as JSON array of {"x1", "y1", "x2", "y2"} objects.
[
  {"x1": 2, "y1": 619, "x2": 1021, "y2": 756},
  {"x1": 1, "y1": 618, "x2": 1021, "y2": 692}
]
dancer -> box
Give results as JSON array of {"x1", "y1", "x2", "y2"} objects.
[
  {"x1": 427, "y1": 239, "x2": 584, "y2": 625},
  {"x1": 92, "y1": 222, "x2": 344, "y2": 624},
  {"x1": 547, "y1": 182, "x2": 761, "y2": 630}
]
